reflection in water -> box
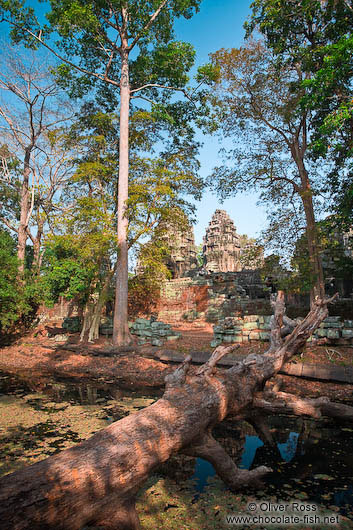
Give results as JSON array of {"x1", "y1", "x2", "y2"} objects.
[
  {"x1": 277, "y1": 431, "x2": 299, "y2": 462},
  {"x1": 239, "y1": 435, "x2": 264, "y2": 469},
  {"x1": 192, "y1": 416, "x2": 353, "y2": 519},
  {"x1": 193, "y1": 458, "x2": 216, "y2": 492}
]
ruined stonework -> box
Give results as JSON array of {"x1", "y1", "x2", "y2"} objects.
[
  {"x1": 135, "y1": 216, "x2": 198, "y2": 279},
  {"x1": 203, "y1": 210, "x2": 241, "y2": 272},
  {"x1": 165, "y1": 222, "x2": 198, "y2": 278}
]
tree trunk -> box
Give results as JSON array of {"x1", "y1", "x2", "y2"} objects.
[
  {"x1": 32, "y1": 217, "x2": 44, "y2": 275},
  {"x1": 17, "y1": 148, "x2": 31, "y2": 276},
  {"x1": 87, "y1": 271, "x2": 113, "y2": 343},
  {"x1": 292, "y1": 142, "x2": 325, "y2": 305},
  {"x1": 113, "y1": 41, "x2": 131, "y2": 348},
  {"x1": 0, "y1": 292, "x2": 347, "y2": 529},
  {"x1": 79, "y1": 299, "x2": 95, "y2": 343},
  {"x1": 301, "y1": 185, "x2": 325, "y2": 303}
]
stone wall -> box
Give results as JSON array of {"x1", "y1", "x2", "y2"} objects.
[
  {"x1": 212, "y1": 315, "x2": 353, "y2": 347},
  {"x1": 129, "y1": 318, "x2": 181, "y2": 346},
  {"x1": 157, "y1": 272, "x2": 270, "y2": 322},
  {"x1": 37, "y1": 298, "x2": 82, "y2": 324}
]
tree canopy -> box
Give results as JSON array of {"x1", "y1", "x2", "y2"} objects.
[{"x1": 246, "y1": 0, "x2": 353, "y2": 226}]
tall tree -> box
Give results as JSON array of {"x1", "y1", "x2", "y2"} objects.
[
  {"x1": 0, "y1": 48, "x2": 74, "y2": 275},
  {"x1": 246, "y1": 0, "x2": 353, "y2": 229},
  {"x1": 0, "y1": 0, "x2": 203, "y2": 346},
  {"x1": 45, "y1": 105, "x2": 203, "y2": 342},
  {"x1": 209, "y1": 40, "x2": 326, "y2": 304}
]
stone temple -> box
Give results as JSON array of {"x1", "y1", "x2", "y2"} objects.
[
  {"x1": 166, "y1": 222, "x2": 198, "y2": 278},
  {"x1": 137, "y1": 209, "x2": 259, "y2": 279},
  {"x1": 203, "y1": 210, "x2": 242, "y2": 273}
]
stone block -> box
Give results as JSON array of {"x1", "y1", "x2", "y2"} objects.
[
  {"x1": 321, "y1": 321, "x2": 343, "y2": 328},
  {"x1": 327, "y1": 329, "x2": 340, "y2": 339},
  {"x1": 130, "y1": 329, "x2": 142, "y2": 336},
  {"x1": 316, "y1": 329, "x2": 327, "y2": 337},
  {"x1": 249, "y1": 331, "x2": 260, "y2": 340},
  {"x1": 152, "y1": 339, "x2": 163, "y2": 346},
  {"x1": 342, "y1": 329, "x2": 353, "y2": 339},
  {"x1": 53, "y1": 334, "x2": 69, "y2": 342},
  {"x1": 243, "y1": 322, "x2": 258, "y2": 330},
  {"x1": 325, "y1": 316, "x2": 341, "y2": 322},
  {"x1": 259, "y1": 331, "x2": 270, "y2": 341},
  {"x1": 259, "y1": 323, "x2": 271, "y2": 330},
  {"x1": 151, "y1": 321, "x2": 165, "y2": 329},
  {"x1": 100, "y1": 327, "x2": 113, "y2": 336},
  {"x1": 135, "y1": 318, "x2": 150, "y2": 326},
  {"x1": 132, "y1": 323, "x2": 149, "y2": 330},
  {"x1": 243, "y1": 315, "x2": 258, "y2": 322},
  {"x1": 62, "y1": 316, "x2": 81, "y2": 332},
  {"x1": 157, "y1": 329, "x2": 170, "y2": 336},
  {"x1": 344, "y1": 320, "x2": 353, "y2": 328},
  {"x1": 166, "y1": 335, "x2": 180, "y2": 341},
  {"x1": 210, "y1": 340, "x2": 221, "y2": 347}
]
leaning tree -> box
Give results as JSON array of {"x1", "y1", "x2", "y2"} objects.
[
  {"x1": 0, "y1": 292, "x2": 352, "y2": 529},
  {"x1": 209, "y1": 39, "x2": 335, "y2": 305}
]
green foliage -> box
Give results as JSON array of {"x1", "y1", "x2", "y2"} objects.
[
  {"x1": 41, "y1": 238, "x2": 96, "y2": 306},
  {"x1": 0, "y1": 230, "x2": 40, "y2": 332},
  {"x1": 238, "y1": 235, "x2": 264, "y2": 270},
  {"x1": 319, "y1": 218, "x2": 353, "y2": 280},
  {"x1": 259, "y1": 254, "x2": 290, "y2": 292},
  {"x1": 207, "y1": 40, "x2": 317, "y2": 260},
  {"x1": 1, "y1": 0, "x2": 201, "y2": 102},
  {"x1": 128, "y1": 241, "x2": 171, "y2": 318},
  {"x1": 196, "y1": 63, "x2": 221, "y2": 84},
  {"x1": 0, "y1": 0, "x2": 209, "y2": 145},
  {"x1": 196, "y1": 243, "x2": 203, "y2": 267},
  {"x1": 289, "y1": 219, "x2": 353, "y2": 294},
  {"x1": 246, "y1": 0, "x2": 353, "y2": 224},
  {"x1": 0, "y1": 230, "x2": 21, "y2": 330}
]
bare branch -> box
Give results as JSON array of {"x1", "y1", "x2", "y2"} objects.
[
  {"x1": 0, "y1": 215, "x2": 17, "y2": 233},
  {"x1": 1, "y1": 18, "x2": 120, "y2": 88},
  {"x1": 130, "y1": 83, "x2": 189, "y2": 97}
]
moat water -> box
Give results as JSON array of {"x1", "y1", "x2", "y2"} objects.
[{"x1": 0, "y1": 370, "x2": 352, "y2": 521}]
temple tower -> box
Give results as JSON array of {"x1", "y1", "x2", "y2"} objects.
[{"x1": 203, "y1": 210, "x2": 241, "y2": 272}]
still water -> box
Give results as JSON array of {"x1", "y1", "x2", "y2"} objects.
[{"x1": 1, "y1": 370, "x2": 352, "y2": 520}]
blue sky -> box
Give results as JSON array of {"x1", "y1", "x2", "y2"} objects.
[
  {"x1": 0, "y1": 0, "x2": 267, "y2": 245},
  {"x1": 174, "y1": 0, "x2": 267, "y2": 245}
]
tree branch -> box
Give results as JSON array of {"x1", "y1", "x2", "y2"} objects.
[
  {"x1": 130, "y1": 83, "x2": 192, "y2": 101},
  {"x1": 1, "y1": 18, "x2": 120, "y2": 88},
  {"x1": 128, "y1": 0, "x2": 169, "y2": 51},
  {"x1": 182, "y1": 432, "x2": 271, "y2": 490}
]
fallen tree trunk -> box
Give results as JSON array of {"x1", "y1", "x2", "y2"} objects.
[
  {"x1": 0, "y1": 291, "x2": 350, "y2": 530},
  {"x1": 253, "y1": 390, "x2": 353, "y2": 420}
]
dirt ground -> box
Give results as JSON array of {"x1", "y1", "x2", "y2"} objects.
[
  {"x1": 1, "y1": 323, "x2": 353, "y2": 529},
  {"x1": 0, "y1": 321, "x2": 352, "y2": 401}
]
